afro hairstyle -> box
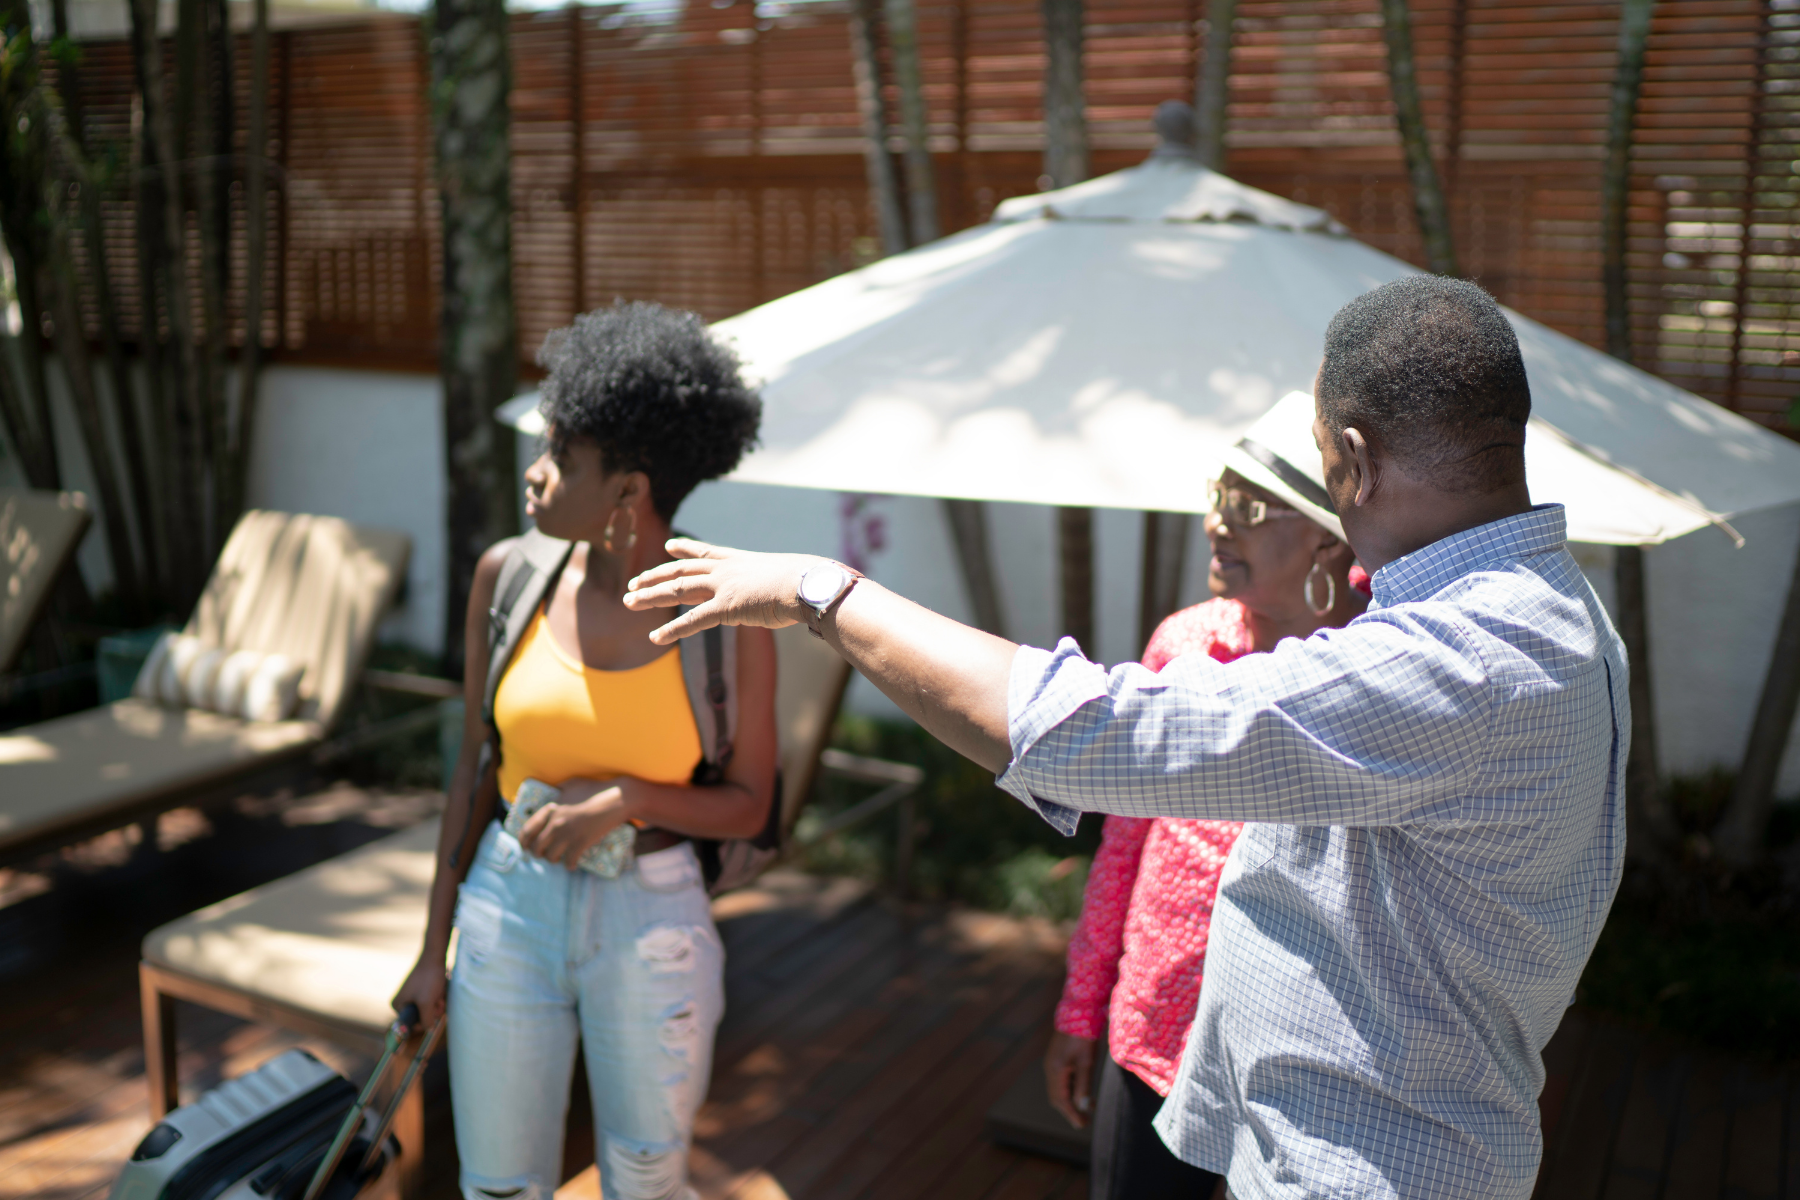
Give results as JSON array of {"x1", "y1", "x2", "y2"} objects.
[{"x1": 536, "y1": 301, "x2": 762, "y2": 520}]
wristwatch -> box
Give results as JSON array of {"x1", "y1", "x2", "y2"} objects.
[{"x1": 797, "y1": 561, "x2": 862, "y2": 639}]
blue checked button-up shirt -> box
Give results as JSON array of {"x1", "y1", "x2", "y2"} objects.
[{"x1": 997, "y1": 505, "x2": 1627, "y2": 1200}]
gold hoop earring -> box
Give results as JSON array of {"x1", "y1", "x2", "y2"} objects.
[
  {"x1": 602, "y1": 509, "x2": 620, "y2": 554},
  {"x1": 622, "y1": 505, "x2": 638, "y2": 552},
  {"x1": 1304, "y1": 562, "x2": 1336, "y2": 617}
]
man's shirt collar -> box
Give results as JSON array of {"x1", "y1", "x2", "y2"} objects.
[{"x1": 1369, "y1": 503, "x2": 1568, "y2": 609}]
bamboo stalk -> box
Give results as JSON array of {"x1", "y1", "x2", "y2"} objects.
[
  {"x1": 231, "y1": 0, "x2": 271, "y2": 527},
  {"x1": 430, "y1": 0, "x2": 521, "y2": 676},
  {"x1": 135, "y1": 0, "x2": 208, "y2": 605},
  {"x1": 1139, "y1": 511, "x2": 1191, "y2": 653},
  {"x1": 1716, "y1": 536, "x2": 1800, "y2": 865},
  {"x1": 44, "y1": 241, "x2": 144, "y2": 605},
  {"x1": 190, "y1": 0, "x2": 231, "y2": 551},
  {"x1": 1040, "y1": 0, "x2": 1087, "y2": 188},
  {"x1": 1377, "y1": 0, "x2": 1458, "y2": 277},
  {"x1": 1601, "y1": 0, "x2": 1655, "y2": 364},
  {"x1": 0, "y1": 8, "x2": 59, "y2": 488},
  {"x1": 941, "y1": 498, "x2": 1007, "y2": 638},
  {"x1": 1057, "y1": 505, "x2": 1094, "y2": 655},
  {"x1": 847, "y1": 0, "x2": 908, "y2": 256},
  {"x1": 55, "y1": 0, "x2": 164, "y2": 598},
  {"x1": 1193, "y1": 0, "x2": 1234, "y2": 171},
  {"x1": 885, "y1": 0, "x2": 937, "y2": 244}
]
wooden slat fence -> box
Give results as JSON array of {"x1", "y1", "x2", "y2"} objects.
[{"x1": 51, "y1": 0, "x2": 1800, "y2": 430}]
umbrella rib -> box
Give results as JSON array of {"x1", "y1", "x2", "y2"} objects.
[{"x1": 1530, "y1": 417, "x2": 1744, "y2": 548}]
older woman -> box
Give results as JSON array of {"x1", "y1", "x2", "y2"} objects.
[
  {"x1": 394, "y1": 303, "x2": 772, "y2": 1200},
  {"x1": 1043, "y1": 394, "x2": 1368, "y2": 1200}
]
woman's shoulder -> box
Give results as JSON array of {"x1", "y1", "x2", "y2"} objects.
[{"x1": 1142, "y1": 597, "x2": 1254, "y2": 671}]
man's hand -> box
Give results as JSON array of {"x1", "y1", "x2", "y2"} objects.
[
  {"x1": 1043, "y1": 1030, "x2": 1098, "y2": 1129},
  {"x1": 624, "y1": 539, "x2": 821, "y2": 646},
  {"x1": 518, "y1": 779, "x2": 632, "y2": 869},
  {"x1": 633, "y1": 537, "x2": 1018, "y2": 774}
]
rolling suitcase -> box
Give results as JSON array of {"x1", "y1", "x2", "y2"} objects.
[{"x1": 110, "y1": 1004, "x2": 443, "y2": 1200}]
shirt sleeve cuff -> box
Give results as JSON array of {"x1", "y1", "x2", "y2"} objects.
[
  {"x1": 1054, "y1": 998, "x2": 1106, "y2": 1041},
  {"x1": 995, "y1": 638, "x2": 1110, "y2": 836}
]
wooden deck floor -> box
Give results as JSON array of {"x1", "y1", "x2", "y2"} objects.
[
  {"x1": 0, "y1": 789, "x2": 1086, "y2": 1200},
  {"x1": 0, "y1": 786, "x2": 1792, "y2": 1199}
]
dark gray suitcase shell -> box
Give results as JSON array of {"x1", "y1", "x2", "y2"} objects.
[{"x1": 108, "y1": 1047, "x2": 395, "y2": 1200}]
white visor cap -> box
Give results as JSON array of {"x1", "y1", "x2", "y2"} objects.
[{"x1": 1216, "y1": 391, "x2": 1344, "y2": 542}]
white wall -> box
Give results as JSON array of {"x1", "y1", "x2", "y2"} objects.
[
  {"x1": 247, "y1": 367, "x2": 447, "y2": 652},
  {"x1": 1645, "y1": 502, "x2": 1800, "y2": 795}
]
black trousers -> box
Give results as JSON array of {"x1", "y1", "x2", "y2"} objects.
[{"x1": 1089, "y1": 1055, "x2": 1224, "y2": 1200}]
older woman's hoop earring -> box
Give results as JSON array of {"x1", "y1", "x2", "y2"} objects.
[{"x1": 1304, "y1": 563, "x2": 1336, "y2": 617}]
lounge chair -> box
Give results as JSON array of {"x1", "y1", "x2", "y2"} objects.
[
  {"x1": 0, "y1": 510, "x2": 410, "y2": 866},
  {"x1": 137, "y1": 623, "x2": 855, "y2": 1197},
  {"x1": 0, "y1": 487, "x2": 93, "y2": 674}
]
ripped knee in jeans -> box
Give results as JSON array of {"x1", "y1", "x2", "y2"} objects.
[
  {"x1": 461, "y1": 1175, "x2": 542, "y2": 1200},
  {"x1": 602, "y1": 1133, "x2": 691, "y2": 1200}
]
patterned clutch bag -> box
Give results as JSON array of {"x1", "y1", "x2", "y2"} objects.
[{"x1": 503, "y1": 778, "x2": 637, "y2": 878}]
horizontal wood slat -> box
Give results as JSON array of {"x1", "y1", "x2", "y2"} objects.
[{"x1": 49, "y1": 0, "x2": 1797, "y2": 432}]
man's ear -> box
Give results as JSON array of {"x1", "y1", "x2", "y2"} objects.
[{"x1": 1341, "y1": 427, "x2": 1378, "y2": 508}]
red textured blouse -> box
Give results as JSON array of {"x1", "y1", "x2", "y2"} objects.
[{"x1": 1052, "y1": 597, "x2": 1253, "y2": 1097}]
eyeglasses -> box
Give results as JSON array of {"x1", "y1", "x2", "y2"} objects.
[{"x1": 1208, "y1": 484, "x2": 1306, "y2": 529}]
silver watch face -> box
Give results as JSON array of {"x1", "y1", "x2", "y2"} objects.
[{"x1": 798, "y1": 563, "x2": 850, "y2": 608}]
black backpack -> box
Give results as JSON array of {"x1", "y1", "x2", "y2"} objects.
[{"x1": 464, "y1": 528, "x2": 781, "y2": 894}]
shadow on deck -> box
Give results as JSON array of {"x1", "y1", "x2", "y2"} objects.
[
  {"x1": 0, "y1": 789, "x2": 1791, "y2": 1199},
  {"x1": 0, "y1": 791, "x2": 1086, "y2": 1200}
]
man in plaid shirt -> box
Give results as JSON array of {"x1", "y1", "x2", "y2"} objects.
[{"x1": 625, "y1": 276, "x2": 1627, "y2": 1199}]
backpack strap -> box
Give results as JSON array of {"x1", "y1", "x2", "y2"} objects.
[
  {"x1": 482, "y1": 529, "x2": 574, "y2": 733},
  {"x1": 450, "y1": 530, "x2": 572, "y2": 870},
  {"x1": 679, "y1": 621, "x2": 737, "y2": 785}
]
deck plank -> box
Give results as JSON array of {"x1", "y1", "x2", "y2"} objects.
[
  {"x1": 1662, "y1": 1055, "x2": 1730, "y2": 1200},
  {"x1": 1537, "y1": 1016, "x2": 1637, "y2": 1200},
  {"x1": 3, "y1": 789, "x2": 1795, "y2": 1200},
  {"x1": 763, "y1": 964, "x2": 1051, "y2": 1200},
  {"x1": 1721, "y1": 1063, "x2": 1784, "y2": 1200},
  {"x1": 1599, "y1": 1038, "x2": 1690, "y2": 1200}
]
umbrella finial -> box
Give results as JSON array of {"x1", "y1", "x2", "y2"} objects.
[{"x1": 1150, "y1": 100, "x2": 1200, "y2": 162}]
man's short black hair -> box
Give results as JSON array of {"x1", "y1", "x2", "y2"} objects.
[
  {"x1": 537, "y1": 301, "x2": 762, "y2": 520},
  {"x1": 1316, "y1": 275, "x2": 1530, "y2": 494}
]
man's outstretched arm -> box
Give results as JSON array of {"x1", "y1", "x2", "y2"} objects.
[{"x1": 625, "y1": 540, "x2": 1018, "y2": 772}]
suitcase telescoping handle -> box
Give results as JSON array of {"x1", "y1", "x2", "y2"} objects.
[{"x1": 301, "y1": 1003, "x2": 445, "y2": 1200}]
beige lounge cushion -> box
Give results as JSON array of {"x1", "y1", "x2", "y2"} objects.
[
  {"x1": 183, "y1": 511, "x2": 410, "y2": 731},
  {"x1": 0, "y1": 488, "x2": 91, "y2": 674},
  {"x1": 143, "y1": 818, "x2": 441, "y2": 1034},
  {"x1": 0, "y1": 699, "x2": 319, "y2": 856}
]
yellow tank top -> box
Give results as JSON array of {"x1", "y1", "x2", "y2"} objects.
[{"x1": 494, "y1": 609, "x2": 703, "y2": 802}]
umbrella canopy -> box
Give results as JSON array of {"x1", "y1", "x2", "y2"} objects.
[{"x1": 504, "y1": 155, "x2": 1800, "y2": 546}]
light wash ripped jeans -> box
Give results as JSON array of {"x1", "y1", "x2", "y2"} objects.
[{"x1": 448, "y1": 819, "x2": 724, "y2": 1200}]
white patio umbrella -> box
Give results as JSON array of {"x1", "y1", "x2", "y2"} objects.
[{"x1": 501, "y1": 150, "x2": 1800, "y2": 546}]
